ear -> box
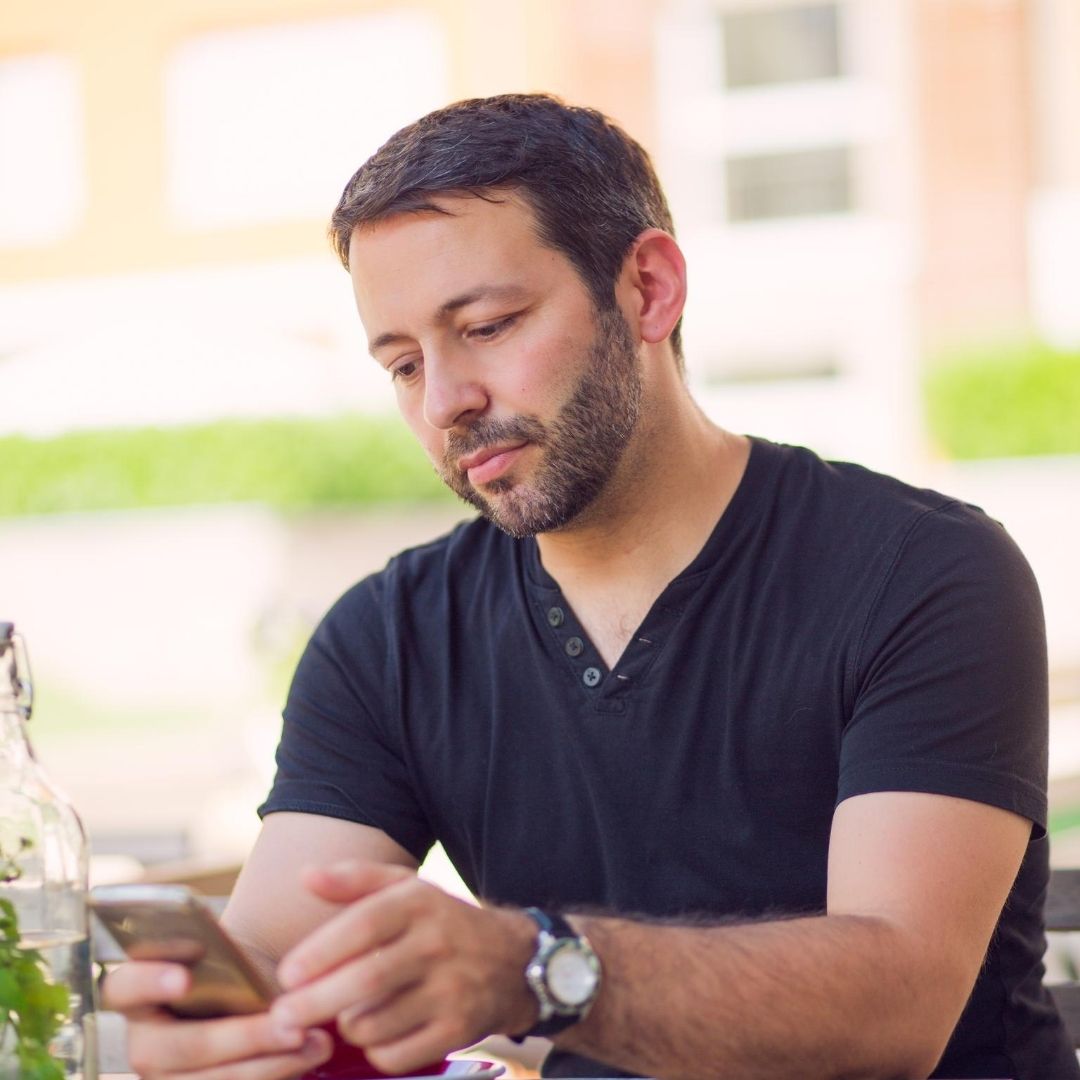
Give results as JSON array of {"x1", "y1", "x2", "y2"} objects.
[{"x1": 618, "y1": 229, "x2": 687, "y2": 348}]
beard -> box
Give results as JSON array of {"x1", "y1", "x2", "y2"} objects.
[{"x1": 438, "y1": 304, "x2": 643, "y2": 538}]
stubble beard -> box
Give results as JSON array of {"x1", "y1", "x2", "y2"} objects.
[{"x1": 438, "y1": 305, "x2": 644, "y2": 539}]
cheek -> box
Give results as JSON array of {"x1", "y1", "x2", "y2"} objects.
[
  {"x1": 399, "y1": 399, "x2": 445, "y2": 465},
  {"x1": 416, "y1": 427, "x2": 445, "y2": 467},
  {"x1": 511, "y1": 332, "x2": 581, "y2": 406}
]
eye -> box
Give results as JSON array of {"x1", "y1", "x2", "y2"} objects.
[
  {"x1": 391, "y1": 357, "x2": 423, "y2": 383},
  {"x1": 468, "y1": 314, "x2": 517, "y2": 341}
]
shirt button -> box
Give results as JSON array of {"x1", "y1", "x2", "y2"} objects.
[
  {"x1": 565, "y1": 636, "x2": 584, "y2": 657},
  {"x1": 547, "y1": 607, "x2": 565, "y2": 628},
  {"x1": 582, "y1": 666, "x2": 602, "y2": 688}
]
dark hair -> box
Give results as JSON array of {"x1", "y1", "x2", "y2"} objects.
[{"x1": 329, "y1": 93, "x2": 682, "y2": 361}]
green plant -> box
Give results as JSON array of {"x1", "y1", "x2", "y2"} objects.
[
  {"x1": 0, "y1": 414, "x2": 456, "y2": 518},
  {"x1": 0, "y1": 839, "x2": 69, "y2": 1080},
  {"x1": 923, "y1": 339, "x2": 1080, "y2": 459}
]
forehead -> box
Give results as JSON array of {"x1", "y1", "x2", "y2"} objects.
[{"x1": 347, "y1": 194, "x2": 572, "y2": 330}]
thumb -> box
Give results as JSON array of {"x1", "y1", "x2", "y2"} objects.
[{"x1": 301, "y1": 859, "x2": 414, "y2": 903}]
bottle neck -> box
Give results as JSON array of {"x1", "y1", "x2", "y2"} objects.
[{"x1": 0, "y1": 707, "x2": 32, "y2": 767}]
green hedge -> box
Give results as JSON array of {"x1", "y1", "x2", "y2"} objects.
[
  {"x1": 0, "y1": 416, "x2": 455, "y2": 518},
  {"x1": 924, "y1": 340, "x2": 1080, "y2": 459},
  {"x1": 4, "y1": 342, "x2": 1078, "y2": 519}
]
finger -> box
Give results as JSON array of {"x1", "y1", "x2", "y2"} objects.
[
  {"x1": 128, "y1": 1010, "x2": 311, "y2": 1075},
  {"x1": 101, "y1": 962, "x2": 191, "y2": 1012},
  {"x1": 337, "y1": 980, "x2": 434, "y2": 1051},
  {"x1": 364, "y1": 1019, "x2": 460, "y2": 1078},
  {"x1": 278, "y1": 881, "x2": 413, "y2": 989},
  {"x1": 273, "y1": 941, "x2": 426, "y2": 1030},
  {"x1": 301, "y1": 859, "x2": 414, "y2": 905},
  {"x1": 162, "y1": 1029, "x2": 333, "y2": 1080}
]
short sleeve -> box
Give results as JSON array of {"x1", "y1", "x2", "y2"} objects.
[
  {"x1": 837, "y1": 502, "x2": 1048, "y2": 832},
  {"x1": 257, "y1": 575, "x2": 436, "y2": 862}
]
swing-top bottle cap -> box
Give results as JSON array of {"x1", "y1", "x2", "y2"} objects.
[{"x1": 0, "y1": 621, "x2": 32, "y2": 720}]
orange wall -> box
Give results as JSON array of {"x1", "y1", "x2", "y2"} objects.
[
  {"x1": 914, "y1": 0, "x2": 1032, "y2": 347},
  {"x1": 0, "y1": 0, "x2": 658, "y2": 285}
]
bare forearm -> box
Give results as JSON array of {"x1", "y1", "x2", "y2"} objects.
[
  {"x1": 221, "y1": 909, "x2": 286, "y2": 990},
  {"x1": 555, "y1": 913, "x2": 961, "y2": 1080}
]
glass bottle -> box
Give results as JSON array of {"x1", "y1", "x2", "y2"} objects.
[{"x1": 0, "y1": 622, "x2": 97, "y2": 1079}]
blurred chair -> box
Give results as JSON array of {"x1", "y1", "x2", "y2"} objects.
[
  {"x1": 90, "y1": 826, "x2": 191, "y2": 867},
  {"x1": 135, "y1": 856, "x2": 242, "y2": 896},
  {"x1": 1044, "y1": 867, "x2": 1080, "y2": 1046}
]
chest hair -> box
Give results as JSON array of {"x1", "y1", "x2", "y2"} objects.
[{"x1": 559, "y1": 586, "x2": 659, "y2": 671}]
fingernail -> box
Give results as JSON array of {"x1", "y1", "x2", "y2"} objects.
[
  {"x1": 160, "y1": 968, "x2": 186, "y2": 995},
  {"x1": 276, "y1": 1024, "x2": 303, "y2": 1048},
  {"x1": 278, "y1": 961, "x2": 302, "y2": 988},
  {"x1": 302, "y1": 1033, "x2": 329, "y2": 1058}
]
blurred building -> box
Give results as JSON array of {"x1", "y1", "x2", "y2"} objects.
[
  {"x1": 2, "y1": 0, "x2": 1078, "y2": 465},
  {"x1": 657, "y1": 0, "x2": 1080, "y2": 463}
]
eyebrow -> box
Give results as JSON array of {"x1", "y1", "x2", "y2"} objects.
[{"x1": 368, "y1": 284, "x2": 530, "y2": 355}]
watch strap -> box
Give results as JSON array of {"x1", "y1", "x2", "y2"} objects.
[
  {"x1": 524, "y1": 906, "x2": 576, "y2": 941},
  {"x1": 519, "y1": 907, "x2": 598, "y2": 1039},
  {"x1": 523, "y1": 1007, "x2": 581, "y2": 1039}
]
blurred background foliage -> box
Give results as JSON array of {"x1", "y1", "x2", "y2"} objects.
[
  {"x1": 4, "y1": 341, "x2": 1079, "y2": 521},
  {"x1": 925, "y1": 341, "x2": 1080, "y2": 459},
  {"x1": 0, "y1": 416, "x2": 453, "y2": 517}
]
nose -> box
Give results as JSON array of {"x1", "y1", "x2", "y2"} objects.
[{"x1": 422, "y1": 351, "x2": 488, "y2": 430}]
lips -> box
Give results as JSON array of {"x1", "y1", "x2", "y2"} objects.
[{"x1": 458, "y1": 442, "x2": 528, "y2": 486}]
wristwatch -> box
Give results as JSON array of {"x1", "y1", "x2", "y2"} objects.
[{"x1": 520, "y1": 907, "x2": 602, "y2": 1038}]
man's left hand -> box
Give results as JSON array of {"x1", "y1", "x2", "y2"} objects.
[{"x1": 270, "y1": 860, "x2": 538, "y2": 1074}]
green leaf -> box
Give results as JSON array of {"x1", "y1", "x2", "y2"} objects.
[
  {"x1": 0, "y1": 967, "x2": 19, "y2": 1009},
  {"x1": 17, "y1": 1044, "x2": 67, "y2": 1080},
  {"x1": 0, "y1": 897, "x2": 71, "y2": 1073},
  {"x1": 0, "y1": 899, "x2": 17, "y2": 941}
]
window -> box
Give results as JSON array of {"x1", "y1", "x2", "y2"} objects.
[
  {"x1": 166, "y1": 12, "x2": 448, "y2": 228},
  {"x1": 725, "y1": 145, "x2": 852, "y2": 221},
  {"x1": 703, "y1": 351, "x2": 840, "y2": 385},
  {"x1": 721, "y1": 3, "x2": 843, "y2": 89},
  {"x1": 0, "y1": 54, "x2": 84, "y2": 247}
]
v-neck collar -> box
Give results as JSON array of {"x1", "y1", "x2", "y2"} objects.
[{"x1": 519, "y1": 436, "x2": 780, "y2": 710}]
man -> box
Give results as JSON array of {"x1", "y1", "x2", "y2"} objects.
[{"x1": 107, "y1": 94, "x2": 1075, "y2": 1079}]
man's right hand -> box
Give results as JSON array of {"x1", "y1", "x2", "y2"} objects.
[
  {"x1": 104, "y1": 813, "x2": 423, "y2": 1077},
  {"x1": 103, "y1": 960, "x2": 334, "y2": 1079}
]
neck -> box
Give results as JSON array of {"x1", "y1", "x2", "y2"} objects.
[{"x1": 535, "y1": 387, "x2": 749, "y2": 593}]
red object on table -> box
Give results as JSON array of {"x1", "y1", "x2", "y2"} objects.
[{"x1": 298, "y1": 1022, "x2": 449, "y2": 1079}]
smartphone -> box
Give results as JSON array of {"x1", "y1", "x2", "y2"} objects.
[{"x1": 90, "y1": 883, "x2": 278, "y2": 1019}]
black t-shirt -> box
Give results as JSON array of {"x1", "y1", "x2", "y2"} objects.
[{"x1": 261, "y1": 438, "x2": 1076, "y2": 1079}]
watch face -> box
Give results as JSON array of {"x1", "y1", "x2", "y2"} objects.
[{"x1": 547, "y1": 942, "x2": 599, "y2": 1007}]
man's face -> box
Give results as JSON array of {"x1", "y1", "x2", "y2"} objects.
[{"x1": 348, "y1": 194, "x2": 642, "y2": 537}]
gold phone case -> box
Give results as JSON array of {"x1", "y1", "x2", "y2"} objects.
[{"x1": 90, "y1": 883, "x2": 277, "y2": 1018}]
